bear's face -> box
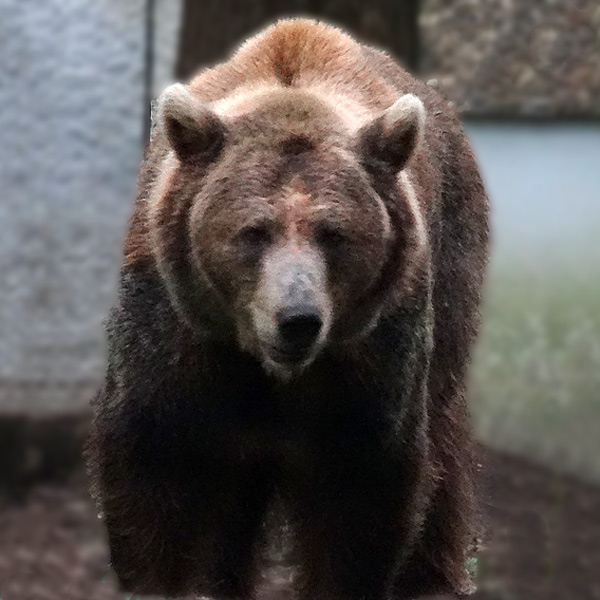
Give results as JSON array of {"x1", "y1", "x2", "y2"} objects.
[
  {"x1": 152, "y1": 85, "x2": 426, "y2": 379},
  {"x1": 190, "y1": 143, "x2": 392, "y2": 377}
]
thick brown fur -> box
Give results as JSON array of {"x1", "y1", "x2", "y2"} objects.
[{"x1": 87, "y1": 19, "x2": 489, "y2": 600}]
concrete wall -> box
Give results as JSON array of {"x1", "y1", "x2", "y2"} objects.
[{"x1": 0, "y1": 0, "x2": 180, "y2": 412}]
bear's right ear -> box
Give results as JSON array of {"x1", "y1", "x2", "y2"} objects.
[
  {"x1": 357, "y1": 94, "x2": 426, "y2": 173},
  {"x1": 157, "y1": 83, "x2": 225, "y2": 163}
]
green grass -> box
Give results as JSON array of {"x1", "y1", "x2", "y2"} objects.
[{"x1": 470, "y1": 256, "x2": 600, "y2": 481}]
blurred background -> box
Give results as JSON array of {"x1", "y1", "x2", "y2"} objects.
[{"x1": 0, "y1": 0, "x2": 598, "y2": 598}]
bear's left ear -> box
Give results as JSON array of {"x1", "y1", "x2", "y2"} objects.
[
  {"x1": 157, "y1": 83, "x2": 226, "y2": 163},
  {"x1": 357, "y1": 94, "x2": 426, "y2": 172}
]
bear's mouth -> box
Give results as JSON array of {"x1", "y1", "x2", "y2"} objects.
[
  {"x1": 259, "y1": 343, "x2": 320, "y2": 380},
  {"x1": 267, "y1": 344, "x2": 312, "y2": 365}
]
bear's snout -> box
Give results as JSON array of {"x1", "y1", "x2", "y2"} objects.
[
  {"x1": 248, "y1": 245, "x2": 332, "y2": 377},
  {"x1": 274, "y1": 305, "x2": 323, "y2": 362}
]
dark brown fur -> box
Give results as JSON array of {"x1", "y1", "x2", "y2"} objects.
[{"x1": 87, "y1": 19, "x2": 489, "y2": 600}]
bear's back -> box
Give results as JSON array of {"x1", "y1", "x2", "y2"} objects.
[{"x1": 189, "y1": 19, "x2": 412, "y2": 117}]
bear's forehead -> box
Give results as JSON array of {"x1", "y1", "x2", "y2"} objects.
[
  {"x1": 214, "y1": 86, "x2": 351, "y2": 142},
  {"x1": 218, "y1": 143, "x2": 367, "y2": 203}
]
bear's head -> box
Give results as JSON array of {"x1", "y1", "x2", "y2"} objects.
[{"x1": 149, "y1": 83, "x2": 427, "y2": 378}]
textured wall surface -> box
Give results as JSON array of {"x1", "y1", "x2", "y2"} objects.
[
  {"x1": 421, "y1": 0, "x2": 600, "y2": 118},
  {"x1": 0, "y1": 0, "x2": 180, "y2": 412}
]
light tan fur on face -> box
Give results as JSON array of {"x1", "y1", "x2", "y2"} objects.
[{"x1": 249, "y1": 243, "x2": 333, "y2": 380}]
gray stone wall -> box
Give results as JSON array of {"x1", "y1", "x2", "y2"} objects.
[{"x1": 0, "y1": 0, "x2": 180, "y2": 412}]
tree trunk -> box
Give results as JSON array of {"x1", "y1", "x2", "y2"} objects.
[{"x1": 175, "y1": 0, "x2": 420, "y2": 81}]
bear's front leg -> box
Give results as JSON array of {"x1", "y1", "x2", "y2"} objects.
[
  {"x1": 87, "y1": 388, "x2": 274, "y2": 599},
  {"x1": 285, "y1": 414, "x2": 431, "y2": 600}
]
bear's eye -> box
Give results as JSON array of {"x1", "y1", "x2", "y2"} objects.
[
  {"x1": 235, "y1": 224, "x2": 272, "y2": 250},
  {"x1": 315, "y1": 224, "x2": 348, "y2": 250}
]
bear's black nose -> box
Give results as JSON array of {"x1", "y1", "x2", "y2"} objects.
[{"x1": 276, "y1": 306, "x2": 323, "y2": 356}]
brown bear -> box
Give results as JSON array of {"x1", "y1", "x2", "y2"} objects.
[{"x1": 86, "y1": 18, "x2": 489, "y2": 600}]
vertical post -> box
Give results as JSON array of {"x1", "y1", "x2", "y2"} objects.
[{"x1": 143, "y1": 0, "x2": 155, "y2": 145}]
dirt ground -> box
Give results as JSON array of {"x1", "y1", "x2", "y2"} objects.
[{"x1": 0, "y1": 449, "x2": 599, "y2": 600}]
